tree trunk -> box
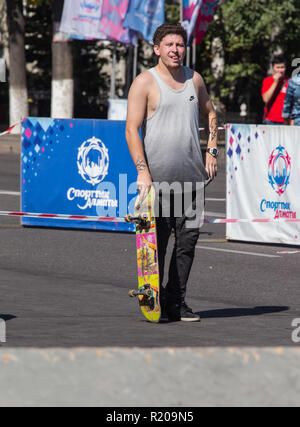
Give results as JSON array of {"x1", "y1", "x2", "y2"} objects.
[
  {"x1": 51, "y1": 0, "x2": 74, "y2": 119},
  {"x1": 51, "y1": 41, "x2": 74, "y2": 118},
  {"x1": 6, "y1": 0, "x2": 28, "y2": 134}
]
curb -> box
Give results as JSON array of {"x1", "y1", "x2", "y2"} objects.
[{"x1": 0, "y1": 347, "x2": 299, "y2": 407}]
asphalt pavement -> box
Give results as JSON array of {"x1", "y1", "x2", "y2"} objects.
[{"x1": 0, "y1": 152, "x2": 300, "y2": 348}]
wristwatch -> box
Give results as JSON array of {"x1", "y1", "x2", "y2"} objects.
[{"x1": 206, "y1": 148, "x2": 219, "y2": 159}]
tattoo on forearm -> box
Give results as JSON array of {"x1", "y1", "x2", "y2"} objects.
[
  {"x1": 208, "y1": 117, "x2": 218, "y2": 142},
  {"x1": 136, "y1": 158, "x2": 147, "y2": 172}
]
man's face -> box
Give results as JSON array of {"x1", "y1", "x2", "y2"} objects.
[
  {"x1": 273, "y1": 63, "x2": 286, "y2": 77},
  {"x1": 154, "y1": 34, "x2": 186, "y2": 68}
]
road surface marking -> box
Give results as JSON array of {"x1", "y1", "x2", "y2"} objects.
[
  {"x1": 198, "y1": 239, "x2": 228, "y2": 243},
  {"x1": 0, "y1": 190, "x2": 20, "y2": 196},
  {"x1": 205, "y1": 211, "x2": 226, "y2": 218},
  {"x1": 196, "y1": 245, "x2": 281, "y2": 258}
]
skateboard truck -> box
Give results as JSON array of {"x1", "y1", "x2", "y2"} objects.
[
  {"x1": 128, "y1": 284, "x2": 155, "y2": 311},
  {"x1": 125, "y1": 214, "x2": 151, "y2": 229}
]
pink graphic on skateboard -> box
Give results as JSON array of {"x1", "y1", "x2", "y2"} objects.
[{"x1": 136, "y1": 232, "x2": 158, "y2": 277}]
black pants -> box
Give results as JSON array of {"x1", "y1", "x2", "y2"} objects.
[{"x1": 156, "y1": 192, "x2": 201, "y2": 306}]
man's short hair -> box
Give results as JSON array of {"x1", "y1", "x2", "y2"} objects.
[
  {"x1": 272, "y1": 55, "x2": 287, "y2": 66},
  {"x1": 153, "y1": 23, "x2": 187, "y2": 47}
]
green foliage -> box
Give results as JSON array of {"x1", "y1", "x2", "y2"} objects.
[
  {"x1": 28, "y1": 0, "x2": 52, "y2": 7},
  {"x1": 73, "y1": 40, "x2": 111, "y2": 118},
  {"x1": 25, "y1": 0, "x2": 111, "y2": 118},
  {"x1": 25, "y1": 0, "x2": 52, "y2": 116},
  {"x1": 2, "y1": 0, "x2": 300, "y2": 122},
  {"x1": 165, "y1": 0, "x2": 181, "y2": 24},
  {"x1": 197, "y1": 0, "x2": 300, "y2": 121}
]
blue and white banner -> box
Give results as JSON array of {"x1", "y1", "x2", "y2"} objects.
[
  {"x1": 226, "y1": 124, "x2": 300, "y2": 245},
  {"x1": 123, "y1": 0, "x2": 165, "y2": 43},
  {"x1": 59, "y1": 0, "x2": 136, "y2": 44},
  {"x1": 59, "y1": 0, "x2": 106, "y2": 40},
  {"x1": 21, "y1": 118, "x2": 138, "y2": 232}
]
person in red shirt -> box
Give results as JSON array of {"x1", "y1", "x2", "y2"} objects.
[{"x1": 261, "y1": 55, "x2": 289, "y2": 124}]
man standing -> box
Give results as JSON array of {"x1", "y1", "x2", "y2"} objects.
[
  {"x1": 126, "y1": 24, "x2": 218, "y2": 322},
  {"x1": 261, "y1": 55, "x2": 289, "y2": 125},
  {"x1": 282, "y1": 71, "x2": 300, "y2": 126}
]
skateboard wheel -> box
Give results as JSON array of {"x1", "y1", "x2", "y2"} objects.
[
  {"x1": 128, "y1": 290, "x2": 137, "y2": 297},
  {"x1": 125, "y1": 214, "x2": 133, "y2": 223}
]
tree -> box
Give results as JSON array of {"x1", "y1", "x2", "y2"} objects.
[
  {"x1": 6, "y1": 0, "x2": 28, "y2": 133},
  {"x1": 73, "y1": 40, "x2": 110, "y2": 119},
  {"x1": 0, "y1": 1, "x2": 9, "y2": 129},
  {"x1": 197, "y1": 0, "x2": 300, "y2": 122},
  {"x1": 27, "y1": 0, "x2": 73, "y2": 119},
  {"x1": 25, "y1": 0, "x2": 52, "y2": 117},
  {"x1": 52, "y1": 0, "x2": 73, "y2": 118},
  {"x1": 165, "y1": 0, "x2": 181, "y2": 23}
]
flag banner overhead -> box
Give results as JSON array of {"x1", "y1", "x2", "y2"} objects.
[
  {"x1": 59, "y1": 0, "x2": 136, "y2": 44},
  {"x1": 182, "y1": 0, "x2": 203, "y2": 44},
  {"x1": 100, "y1": 0, "x2": 136, "y2": 45},
  {"x1": 195, "y1": 0, "x2": 219, "y2": 44},
  {"x1": 59, "y1": 0, "x2": 107, "y2": 40},
  {"x1": 123, "y1": 0, "x2": 165, "y2": 43}
]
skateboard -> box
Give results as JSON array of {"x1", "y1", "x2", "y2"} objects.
[{"x1": 125, "y1": 187, "x2": 161, "y2": 323}]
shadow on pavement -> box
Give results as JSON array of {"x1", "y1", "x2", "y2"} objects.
[
  {"x1": 197, "y1": 306, "x2": 289, "y2": 319},
  {"x1": 0, "y1": 314, "x2": 17, "y2": 322}
]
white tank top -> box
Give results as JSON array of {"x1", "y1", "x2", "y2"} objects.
[{"x1": 142, "y1": 66, "x2": 208, "y2": 187}]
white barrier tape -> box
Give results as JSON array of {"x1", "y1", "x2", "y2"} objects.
[
  {"x1": 0, "y1": 210, "x2": 299, "y2": 224},
  {"x1": 203, "y1": 218, "x2": 300, "y2": 224},
  {"x1": 277, "y1": 250, "x2": 300, "y2": 255},
  {"x1": 0, "y1": 123, "x2": 226, "y2": 137},
  {"x1": 0, "y1": 211, "x2": 126, "y2": 223},
  {"x1": 0, "y1": 123, "x2": 20, "y2": 137},
  {"x1": 199, "y1": 126, "x2": 227, "y2": 131}
]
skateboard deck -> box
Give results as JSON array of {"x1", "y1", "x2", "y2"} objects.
[{"x1": 126, "y1": 187, "x2": 161, "y2": 323}]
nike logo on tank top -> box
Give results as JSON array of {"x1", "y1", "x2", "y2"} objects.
[{"x1": 142, "y1": 66, "x2": 208, "y2": 188}]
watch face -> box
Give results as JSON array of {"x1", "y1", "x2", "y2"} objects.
[{"x1": 207, "y1": 148, "x2": 218, "y2": 157}]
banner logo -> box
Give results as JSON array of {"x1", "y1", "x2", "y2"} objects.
[
  {"x1": 268, "y1": 146, "x2": 291, "y2": 195},
  {"x1": 77, "y1": 136, "x2": 109, "y2": 186},
  {"x1": 80, "y1": 0, "x2": 102, "y2": 13}
]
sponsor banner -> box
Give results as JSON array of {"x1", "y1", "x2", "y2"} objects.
[
  {"x1": 21, "y1": 118, "x2": 137, "y2": 232},
  {"x1": 226, "y1": 124, "x2": 300, "y2": 245}
]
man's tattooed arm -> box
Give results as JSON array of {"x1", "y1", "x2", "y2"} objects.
[
  {"x1": 205, "y1": 112, "x2": 218, "y2": 147},
  {"x1": 135, "y1": 158, "x2": 147, "y2": 172},
  {"x1": 208, "y1": 116, "x2": 218, "y2": 143}
]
